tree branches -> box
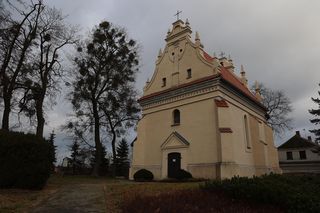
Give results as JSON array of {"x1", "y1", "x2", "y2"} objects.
[
  {"x1": 252, "y1": 83, "x2": 293, "y2": 135},
  {"x1": 68, "y1": 21, "x2": 140, "y2": 176}
]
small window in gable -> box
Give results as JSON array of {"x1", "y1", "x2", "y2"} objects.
[
  {"x1": 187, "y1": 68, "x2": 192, "y2": 79},
  {"x1": 162, "y1": 78, "x2": 166, "y2": 87},
  {"x1": 173, "y1": 109, "x2": 180, "y2": 125}
]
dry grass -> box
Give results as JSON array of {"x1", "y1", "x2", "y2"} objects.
[
  {"x1": 121, "y1": 189, "x2": 284, "y2": 213},
  {"x1": 0, "y1": 185, "x2": 57, "y2": 213},
  {"x1": 0, "y1": 175, "x2": 285, "y2": 213},
  {"x1": 103, "y1": 180, "x2": 199, "y2": 213}
]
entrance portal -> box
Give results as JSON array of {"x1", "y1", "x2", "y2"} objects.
[{"x1": 168, "y1": 152, "x2": 181, "y2": 178}]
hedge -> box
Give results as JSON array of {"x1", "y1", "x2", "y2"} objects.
[
  {"x1": 0, "y1": 130, "x2": 53, "y2": 189},
  {"x1": 201, "y1": 174, "x2": 320, "y2": 213}
]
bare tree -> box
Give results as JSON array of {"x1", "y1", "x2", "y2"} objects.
[
  {"x1": 0, "y1": 0, "x2": 43, "y2": 130},
  {"x1": 19, "y1": 7, "x2": 77, "y2": 137},
  {"x1": 252, "y1": 83, "x2": 293, "y2": 135}
]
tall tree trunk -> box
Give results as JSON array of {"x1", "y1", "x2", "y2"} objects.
[
  {"x1": 92, "y1": 101, "x2": 102, "y2": 176},
  {"x1": 105, "y1": 113, "x2": 117, "y2": 177},
  {"x1": 1, "y1": 93, "x2": 11, "y2": 130},
  {"x1": 111, "y1": 132, "x2": 117, "y2": 177},
  {"x1": 35, "y1": 98, "x2": 44, "y2": 138}
]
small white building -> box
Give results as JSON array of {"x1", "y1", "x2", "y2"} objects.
[
  {"x1": 278, "y1": 131, "x2": 320, "y2": 173},
  {"x1": 62, "y1": 157, "x2": 71, "y2": 168}
]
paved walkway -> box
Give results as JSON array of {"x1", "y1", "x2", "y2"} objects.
[{"x1": 31, "y1": 184, "x2": 106, "y2": 213}]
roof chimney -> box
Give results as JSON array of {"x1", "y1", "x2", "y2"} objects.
[
  {"x1": 296, "y1": 131, "x2": 300, "y2": 137},
  {"x1": 308, "y1": 136, "x2": 312, "y2": 142}
]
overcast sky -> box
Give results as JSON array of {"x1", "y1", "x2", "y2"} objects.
[{"x1": 22, "y1": 0, "x2": 320, "y2": 163}]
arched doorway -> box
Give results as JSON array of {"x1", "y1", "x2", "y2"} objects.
[{"x1": 168, "y1": 152, "x2": 181, "y2": 178}]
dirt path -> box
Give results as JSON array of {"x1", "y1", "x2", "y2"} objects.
[{"x1": 30, "y1": 183, "x2": 106, "y2": 213}]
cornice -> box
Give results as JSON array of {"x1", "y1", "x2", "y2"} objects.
[{"x1": 140, "y1": 77, "x2": 220, "y2": 109}]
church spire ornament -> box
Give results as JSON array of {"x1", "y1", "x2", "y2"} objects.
[
  {"x1": 255, "y1": 80, "x2": 263, "y2": 102},
  {"x1": 158, "y1": 48, "x2": 162, "y2": 58},
  {"x1": 240, "y1": 65, "x2": 248, "y2": 87},
  {"x1": 195, "y1": 31, "x2": 203, "y2": 48},
  {"x1": 174, "y1": 10, "x2": 182, "y2": 21},
  {"x1": 185, "y1": 18, "x2": 190, "y2": 26}
]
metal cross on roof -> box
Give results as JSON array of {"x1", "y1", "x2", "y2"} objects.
[{"x1": 174, "y1": 10, "x2": 182, "y2": 21}]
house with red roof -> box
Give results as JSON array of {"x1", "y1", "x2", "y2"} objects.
[{"x1": 130, "y1": 19, "x2": 281, "y2": 180}]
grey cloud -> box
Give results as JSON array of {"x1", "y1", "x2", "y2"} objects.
[{"x1": 39, "y1": 0, "x2": 320, "y2": 156}]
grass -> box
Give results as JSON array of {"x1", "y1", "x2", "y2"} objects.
[
  {"x1": 2, "y1": 174, "x2": 318, "y2": 213},
  {"x1": 0, "y1": 183, "x2": 57, "y2": 213},
  {"x1": 121, "y1": 189, "x2": 284, "y2": 213},
  {"x1": 0, "y1": 174, "x2": 198, "y2": 212},
  {"x1": 103, "y1": 179, "x2": 199, "y2": 213}
]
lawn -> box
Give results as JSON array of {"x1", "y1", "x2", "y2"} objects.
[
  {"x1": 104, "y1": 179, "x2": 199, "y2": 212},
  {"x1": 0, "y1": 175, "x2": 199, "y2": 213},
  {"x1": 1, "y1": 174, "x2": 319, "y2": 213}
]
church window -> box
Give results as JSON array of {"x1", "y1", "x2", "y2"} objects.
[
  {"x1": 286, "y1": 151, "x2": 293, "y2": 160},
  {"x1": 258, "y1": 121, "x2": 266, "y2": 142},
  {"x1": 299, "y1": 150, "x2": 306, "y2": 160},
  {"x1": 180, "y1": 49, "x2": 183, "y2": 52},
  {"x1": 172, "y1": 52, "x2": 175, "y2": 56},
  {"x1": 162, "y1": 78, "x2": 166, "y2": 87},
  {"x1": 187, "y1": 68, "x2": 192, "y2": 79},
  {"x1": 244, "y1": 115, "x2": 251, "y2": 149},
  {"x1": 173, "y1": 109, "x2": 180, "y2": 125}
]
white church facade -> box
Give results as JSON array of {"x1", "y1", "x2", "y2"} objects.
[{"x1": 130, "y1": 19, "x2": 281, "y2": 180}]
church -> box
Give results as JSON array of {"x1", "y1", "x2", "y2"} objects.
[{"x1": 129, "y1": 19, "x2": 281, "y2": 180}]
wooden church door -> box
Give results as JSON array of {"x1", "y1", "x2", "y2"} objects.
[{"x1": 168, "y1": 152, "x2": 181, "y2": 178}]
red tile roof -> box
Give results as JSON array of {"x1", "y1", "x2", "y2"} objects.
[
  {"x1": 219, "y1": 66, "x2": 258, "y2": 102},
  {"x1": 203, "y1": 51, "x2": 214, "y2": 62}
]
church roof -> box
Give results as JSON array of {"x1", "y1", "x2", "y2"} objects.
[
  {"x1": 203, "y1": 51, "x2": 214, "y2": 62},
  {"x1": 139, "y1": 66, "x2": 265, "y2": 110},
  {"x1": 278, "y1": 131, "x2": 319, "y2": 149},
  {"x1": 220, "y1": 66, "x2": 258, "y2": 102}
]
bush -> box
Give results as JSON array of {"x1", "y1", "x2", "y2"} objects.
[
  {"x1": 175, "y1": 169, "x2": 192, "y2": 180},
  {"x1": 133, "y1": 169, "x2": 154, "y2": 182},
  {"x1": 0, "y1": 130, "x2": 52, "y2": 189},
  {"x1": 201, "y1": 174, "x2": 320, "y2": 213}
]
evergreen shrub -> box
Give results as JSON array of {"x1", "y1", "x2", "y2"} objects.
[
  {"x1": 133, "y1": 169, "x2": 154, "y2": 181},
  {"x1": 201, "y1": 174, "x2": 320, "y2": 213},
  {"x1": 175, "y1": 169, "x2": 192, "y2": 180},
  {"x1": 0, "y1": 130, "x2": 52, "y2": 189}
]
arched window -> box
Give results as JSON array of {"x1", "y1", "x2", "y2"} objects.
[{"x1": 173, "y1": 109, "x2": 180, "y2": 125}]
